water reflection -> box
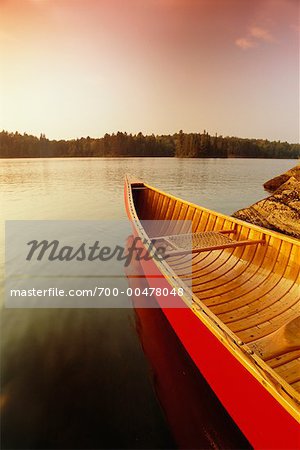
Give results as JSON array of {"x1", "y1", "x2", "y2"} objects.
[
  {"x1": 1, "y1": 309, "x2": 175, "y2": 449},
  {"x1": 125, "y1": 239, "x2": 251, "y2": 449}
]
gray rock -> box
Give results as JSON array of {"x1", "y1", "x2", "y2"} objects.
[{"x1": 233, "y1": 165, "x2": 300, "y2": 238}]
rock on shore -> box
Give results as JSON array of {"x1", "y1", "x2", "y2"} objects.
[
  {"x1": 233, "y1": 164, "x2": 300, "y2": 238},
  {"x1": 263, "y1": 165, "x2": 300, "y2": 192}
]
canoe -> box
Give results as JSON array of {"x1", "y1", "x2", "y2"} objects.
[{"x1": 124, "y1": 176, "x2": 300, "y2": 449}]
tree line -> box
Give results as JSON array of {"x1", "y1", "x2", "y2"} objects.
[{"x1": 0, "y1": 130, "x2": 299, "y2": 159}]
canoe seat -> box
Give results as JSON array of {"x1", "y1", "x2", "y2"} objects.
[
  {"x1": 249, "y1": 316, "x2": 300, "y2": 361},
  {"x1": 152, "y1": 231, "x2": 265, "y2": 256}
]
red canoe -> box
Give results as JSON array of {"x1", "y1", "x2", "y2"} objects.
[{"x1": 124, "y1": 176, "x2": 300, "y2": 449}]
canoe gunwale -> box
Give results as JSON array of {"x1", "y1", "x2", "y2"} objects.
[{"x1": 124, "y1": 176, "x2": 300, "y2": 422}]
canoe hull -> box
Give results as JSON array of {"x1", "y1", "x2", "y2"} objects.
[
  {"x1": 124, "y1": 180, "x2": 300, "y2": 449},
  {"x1": 138, "y1": 258, "x2": 299, "y2": 449}
]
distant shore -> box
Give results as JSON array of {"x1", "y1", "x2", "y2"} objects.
[{"x1": 1, "y1": 130, "x2": 299, "y2": 159}]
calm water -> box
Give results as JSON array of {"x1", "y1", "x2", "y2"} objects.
[{"x1": 0, "y1": 157, "x2": 295, "y2": 449}]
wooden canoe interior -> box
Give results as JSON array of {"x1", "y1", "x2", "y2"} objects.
[{"x1": 131, "y1": 183, "x2": 300, "y2": 397}]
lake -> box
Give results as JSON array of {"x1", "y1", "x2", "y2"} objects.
[{"x1": 0, "y1": 157, "x2": 295, "y2": 449}]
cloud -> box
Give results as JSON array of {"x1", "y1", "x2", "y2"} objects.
[
  {"x1": 235, "y1": 24, "x2": 276, "y2": 50},
  {"x1": 250, "y1": 26, "x2": 274, "y2": 42},
  {"x1": 235, "y1": 37, "x2": 257, "y2": 50}
]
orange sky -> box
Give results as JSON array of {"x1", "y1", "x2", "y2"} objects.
[{"x1": 0, "y1": 0, "x2": 299, "y2": 142}]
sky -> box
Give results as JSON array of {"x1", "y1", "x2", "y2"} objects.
[{"x1": 0, "y1": 0, "x2": 299, "y2": 142}]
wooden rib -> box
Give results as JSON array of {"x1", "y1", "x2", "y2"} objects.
[
  {"x1": 211, "y1": 260, "x2": 298, "y2": 324},
  {"x1": 198, "y1": 210, "x2": 210, "y2": 232},
  {"x1": 273, "y1": 358, "x2": 300, "y2": 385},
  {"x1": 175, "y1": 246, "x2": 243, "y2": 283},
  {"x1": 226, "y1": 291, "x2": 299, "y2": 334},
  {"x1": 237, "y1": 302, "x2": 300, "y2": 343},
  {"x1": 206, "y1": 258, "x2": 287, "y2": 312},
  {"x1": 147, "y1": 189, "x2": 156, "y2": 216},
  {"x1": 190, "y1": 233, "x2": 256, "y2": 288},
  {"x1": 168, "y1": 248, "x2": 215, "y2": 270},
  {"x1": 170, "y1": 200, "x2": 182, "y2": 221},
  {"x1": 186, "y1": 206, "x2": 197, "y2": 229},
  {"x1": 132, "y1": 183, "x2": 300, "y2": 395},
  {"x1": 170, "y1": 252, "x2": 231, "y2": 284},
  {"x1": 219, "y1": 284, "x2": 296, "y2": 324},
  {"x1": 165, "y1": 199, "x2": 177, "y2": 224},
  {"x1": 150, "y1": 191, "x2": 159, "y2": 219},
  {"x1": 165, "y1": 196, "x2": 174, "y2": 217},
  {"x1": 195, "y1": 247, "x2": 264, "y2": 296},
  {"x1": 248, "y1": 317, "x2": 300, "y2": 360},
  {"x1": 200, "y1": 240, "x2": 283, "y2": 305},
  {"x1": 212, "y1": 247, "x2": 295, "y2": 319},
  {"x1": 192, "y1": 209, "x2": 204, "y2": 232},
  {"x1": 175, "y1": 249, "x2": 235, "y2": 279},
  {"x1": 171, "y1": 229, "x2": 260, "y2": 284},
  {"x1": 175, "y1": 205, "x2": 193, "y2": 234},
  {"x1": 291, "y1": 380, "x2": 300, "y2": 393},
  {"x1": 206, "y1": 214, "x2": 218, "y2": 232},
  {"x1": 156, "y1": 197, "x2": 172, "y2": 236},
  {"x1": 268, "y1": 350, "x2": 300, "y2": 369},
  {"x1": 160, "y1": 195, "x2": 171, "y2": 218},
  {"x1": 156, "y1": 193, "x2": 165, "y2": 219}
]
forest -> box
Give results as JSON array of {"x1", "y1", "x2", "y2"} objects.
[{"x1": 0, "y1": 130, "x2": 299, "y2": 159}]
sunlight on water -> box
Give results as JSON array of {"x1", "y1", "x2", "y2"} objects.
[{"x1": 0, "y1": 157, "x2": 295, "y2": 222}]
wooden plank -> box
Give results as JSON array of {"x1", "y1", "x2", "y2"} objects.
[
  {"x1": 274, "y1": 358, "x2": 300, "y2": 385},
  {"x1": 237, "y1": 306, "x2": 300, "y2": 343},
  {"x1": 248, "y1": 317, "x2": 300, "y2": 360},
  {"x1": 199, "y1": 241, "x2": 285, "y2": 307},
  {"x1": 268, "y1": 350, "x2": 300, "y2": 369},
  {"x1": 291, "y1": 379, "x2": 300, "y2": 393},
  {"x1": 228, "y1": 293, "x2": 299, "y2": 333}
]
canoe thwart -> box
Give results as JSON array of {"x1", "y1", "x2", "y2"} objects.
[{"x1": 151, "y1": 231, "x2": 266, "y2": 256}]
